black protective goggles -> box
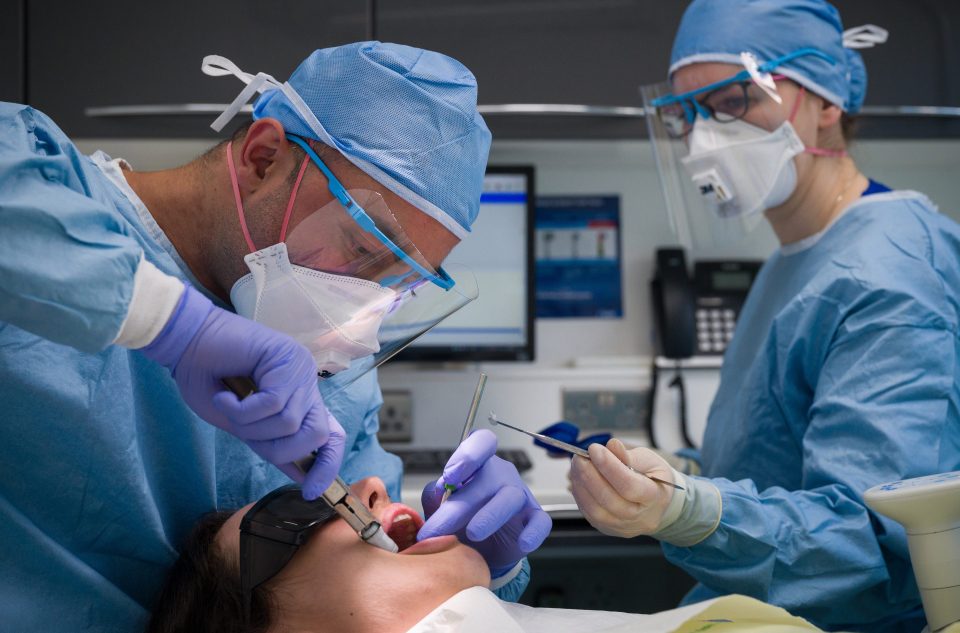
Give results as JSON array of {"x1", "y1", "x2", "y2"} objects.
[{"x1": 239, "y1": 484, "x2": 339, "y2": 619}]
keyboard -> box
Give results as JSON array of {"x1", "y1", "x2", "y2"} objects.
[{"x1": 391, "y1": 448, "x2": 533, "y2": 475}]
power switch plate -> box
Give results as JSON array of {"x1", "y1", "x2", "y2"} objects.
[
  {"x1": 379, "y1": 390, "x2": 413, "y2": 442},
  {"x1": 561, "y1": 390, "x2": 648, "y2": 431}
]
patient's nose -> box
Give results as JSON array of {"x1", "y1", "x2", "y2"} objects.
[{"x1": 351, "y1": 476, "x2": 390, "y2": 511}]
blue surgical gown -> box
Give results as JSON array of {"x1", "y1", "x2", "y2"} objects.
[
  {"x1": 0, "y1": 104, "x2": 404, "y2": 630},
  {"x1": 663, "y1": 190, "x2": 960, "y2": 632}
]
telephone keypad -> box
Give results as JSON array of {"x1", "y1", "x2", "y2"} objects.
[{"x1": 696, "y1": 306, "x2": 738, "y2": 355}]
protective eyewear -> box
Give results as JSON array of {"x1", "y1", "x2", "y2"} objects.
[
  {"x1": 239, "y1": 484, "x2": 339, "y2": 619},
  {"x1": 286, "y1": 135, "x2": 455, "y2": 291},
  {"x1": 651, "y1": 48, "x2": 837, "y2": 138},
  {"x1": 656, "y1": 74, "x2": 794, "y2": 138}
]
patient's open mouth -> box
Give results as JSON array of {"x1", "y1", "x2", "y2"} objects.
[{"x1": 380, "y1": 503, "x2": 424, "y2": 552}]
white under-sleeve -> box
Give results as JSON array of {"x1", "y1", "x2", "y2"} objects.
[
  {"x1": 653, "y1": 470, "x2": 723, "y2": 547},
  {"x1": 113, "y1": 255, "x2": 185, "y2": 349},
  {"x1": 489, "y1": 560, "x2": 524, "y2": 591}
]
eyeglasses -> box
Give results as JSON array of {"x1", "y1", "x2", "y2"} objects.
[
  {"x1": 239, "y1": 484, "x2": 339, "y2": 620},
  {"x1": 650, "y1": 47, "x2": 837, "y2": 139},
  {"x1": 656, "y1": 74, "x2": 788, "y2": 138}
]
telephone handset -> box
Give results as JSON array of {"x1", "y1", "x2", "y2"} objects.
[
  {"x1": 651, "y1": 248, "x2": 697, "y2": 359},
  {"x1": 651, "y1": 247, "x2": 761, "y2": 358}
]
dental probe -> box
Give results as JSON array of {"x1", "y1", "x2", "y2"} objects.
[
  {"x1": 440, "y1": 372, "x2": 488, "y2": 504},
  {"x1": 221, "y1": 376, "x2": 399, "y2": 553},
  {"x1": 487, "y1": 412, "x2": 685, "y2": 491}
]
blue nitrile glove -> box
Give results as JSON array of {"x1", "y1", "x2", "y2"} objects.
[
  {"x1": 419, "y1": 429, "x2": 552, "y2": 576},
  {"x1": 139, "y1": 284, "x2": 345, "y2": 500},
  {"x1": 536, "y1": 421, "x2": 611, "y2": 458}
]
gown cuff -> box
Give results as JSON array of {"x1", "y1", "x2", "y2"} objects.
[
  {"x1": 653, "y1": 471, "x2": 723, "y2": 547},
  {"x1": 113, "y1": 256, "x2": 185, "y2": 349},
  {"x1": 489, "y1": 559, "x2": 525, "y2": 590}
]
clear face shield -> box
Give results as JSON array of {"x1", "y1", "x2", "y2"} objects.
[
  {"x1": 641, "y1": 50, "x2": 832, "y2": 254},
  {"x1": 228, "y1": 135, "x2": 478, "y2": 385},
  {"x1": 316, "y1": 262, "x2": 479, "y2": 401}
]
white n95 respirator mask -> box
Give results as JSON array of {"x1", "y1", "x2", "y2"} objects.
[
  {"x1": 681, "y1": 117, "x2": 806, "y2": 219},
  {"x1": 230, "y1": 243, "x2": 396, "y2": 375}
]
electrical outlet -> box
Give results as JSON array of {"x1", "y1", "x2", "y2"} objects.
[
  {"x1": 379, "y1": 390, "x2": 413, "y2": 442},
  {"x1": 562, "y1": 390, "x2": 648, "y2": 431}
]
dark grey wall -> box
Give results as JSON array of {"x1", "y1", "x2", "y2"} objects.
[
  {"x1": 16, "y1": 0, "x2": 960, "y2": 138},
  {"x1": 1, "y1": 0, "x2": 25, "y2": 103},
  {"x1": 25, "y1": 0, "x2": 366, "y2": 137}
]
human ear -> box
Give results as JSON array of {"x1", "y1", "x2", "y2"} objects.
[
  {"x1": 818, "y1": 100, "x2": 843, "y2": 131},
  {"x1": 237, "y1": 118, "x2": 293, "y2": 189}
]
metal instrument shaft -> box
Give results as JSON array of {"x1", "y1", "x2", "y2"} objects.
[
  {"x1": 440, "y1": 372, "x2": 488, "y2": 504},
  {"x1": 488, "y1": 412, "x2": 684, "y2": 491}
]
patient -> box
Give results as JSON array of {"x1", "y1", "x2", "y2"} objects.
[
  {"x1": 145, "y1": 476, "x2": 489, "y2": 633},
  {"x1": 146, "y1": 478, "x2": 828, "y2": 633}
]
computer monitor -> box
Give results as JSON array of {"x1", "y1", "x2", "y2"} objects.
[{"x1": 397, "y1": 166, "x2": 535, "y2": 362}]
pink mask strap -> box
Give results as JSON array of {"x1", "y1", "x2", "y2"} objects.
[
  {"x1": 788, "y1": 85, "x2": 849, "y2": 158},
  {"x1": 788, "y1": 85, "x2": 806, "y2": 123},
  {"x1": 279, "y1": 153, "x2": 312, "y2": 243},
  {"x1": 805, "y1": 146, "x2": 848, "y2": 157},
  {"x1": 226, "y1": 141, "x2": 257, "y2": 253}
]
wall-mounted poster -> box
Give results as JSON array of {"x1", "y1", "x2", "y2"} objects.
[{"x1": 535, "y1": 195, "x2": 622, "y2": 318}]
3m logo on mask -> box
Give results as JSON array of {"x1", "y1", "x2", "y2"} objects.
[{"x1": 691, "y1": 168, "x2": 734, "y2": 203}]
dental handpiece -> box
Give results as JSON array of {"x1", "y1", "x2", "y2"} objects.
[{"x1": 222, "y1": 376, "x2": 399, "y2": 553}]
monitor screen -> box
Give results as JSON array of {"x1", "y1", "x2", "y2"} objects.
[{"x1": 396, "y1": 166, "x2": 535, "y2": 362}]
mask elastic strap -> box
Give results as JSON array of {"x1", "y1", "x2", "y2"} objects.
[
  {"x1": 279, "y1": 153, "x2": 312, "y2": 243},
  {"x1": 788, "y1": 85, "x2": 805, "y2": 123},
  {"x1": 226, "y1": 141, "x2": 258, "y2": 253},
  {"x1": 788, "y1": 85, "x2": 848, "y2": 158}
]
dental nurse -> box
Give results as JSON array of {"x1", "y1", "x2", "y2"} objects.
[{"x1": 568, "y1": 2, "x2": 960, "y2": 631}]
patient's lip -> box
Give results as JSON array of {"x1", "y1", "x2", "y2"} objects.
[
  {"x1": 399, "y1": 534, "x2": 459, "y2": 556},
  {"x1": 379, "y1": 502, "x2": 425, "y2": 534},
  {"x1": 380, "y1": 502, "x2": 425, "y2": 552}
]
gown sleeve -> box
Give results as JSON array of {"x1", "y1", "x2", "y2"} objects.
[
  {"x1": 663, "y1": 289, "x2": 956, "y2": 628},
  {"x1": 0, "y1": 104, "x2": 146, "y2": 352}
]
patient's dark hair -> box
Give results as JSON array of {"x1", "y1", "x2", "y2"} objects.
[{"x1": 145, "y1": 511, "x2": 276, "y2": 633}]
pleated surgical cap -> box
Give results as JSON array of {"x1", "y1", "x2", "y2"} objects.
[
  {"x1": 206, "y1": 42, "x2": 492, "y2": 238},
  {"x1": 668, "y1": 0, "x2": 887, "y2": 114}
]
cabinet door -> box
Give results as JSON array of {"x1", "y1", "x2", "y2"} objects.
[
  {"x1": 838, "y1": 0, "x2": 960, "y2": 138},
  {"x1": 27, "y1": 1, "x2": 367, "y2": 137},
  {"x1": 379, "y1": 0, "x2": 960, "y2": 139},
  {"x1": 377, "y1": 0, "x2": 687, "y2": 139},
  {"x1": 1, "y1": 0, "x2": 25, "y2": 103}
]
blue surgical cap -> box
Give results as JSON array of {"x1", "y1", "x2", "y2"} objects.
[
  {"x1": 669, "y1": 0, "x2": 876, "y2": 113},
  {"x1": 245, "y1": 42, "x2": 491, "y2": 238}
]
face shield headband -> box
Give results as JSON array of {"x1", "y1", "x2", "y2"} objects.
[
  {"x1": 228, "y1": 134, "x2": 454, "y2": 292},
  {"x1": 285, "y1": 135, "x2": 455, "y2": 291},
  {"x1": 651, "y1": 47, "x2": 838, "y2": 126}
]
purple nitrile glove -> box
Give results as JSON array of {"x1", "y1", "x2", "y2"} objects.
[
  {"x1": 419, "y1": 429, "x2": 552, "y2": 576},
  {"x1": 139, "y1": 283, "x2": 345, "y2": 500}
]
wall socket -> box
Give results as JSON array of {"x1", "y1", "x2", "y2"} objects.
[
  {"x1": 561, "y1": 390, "x2": 649, "y2": 431},
  {"x1": 379, "y1": 390, "x2": 413, "y2": 442}
]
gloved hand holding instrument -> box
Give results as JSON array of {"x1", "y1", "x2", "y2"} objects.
[
  {"x1": 418, "y1": 378, "x2": 552, "y2": 577},
  {"x1": 221, "y1": 374, "x2": 398, "y2": 553},
  {"x1": 140, "y1": 284, "x2": 397, "y2": 552}
]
